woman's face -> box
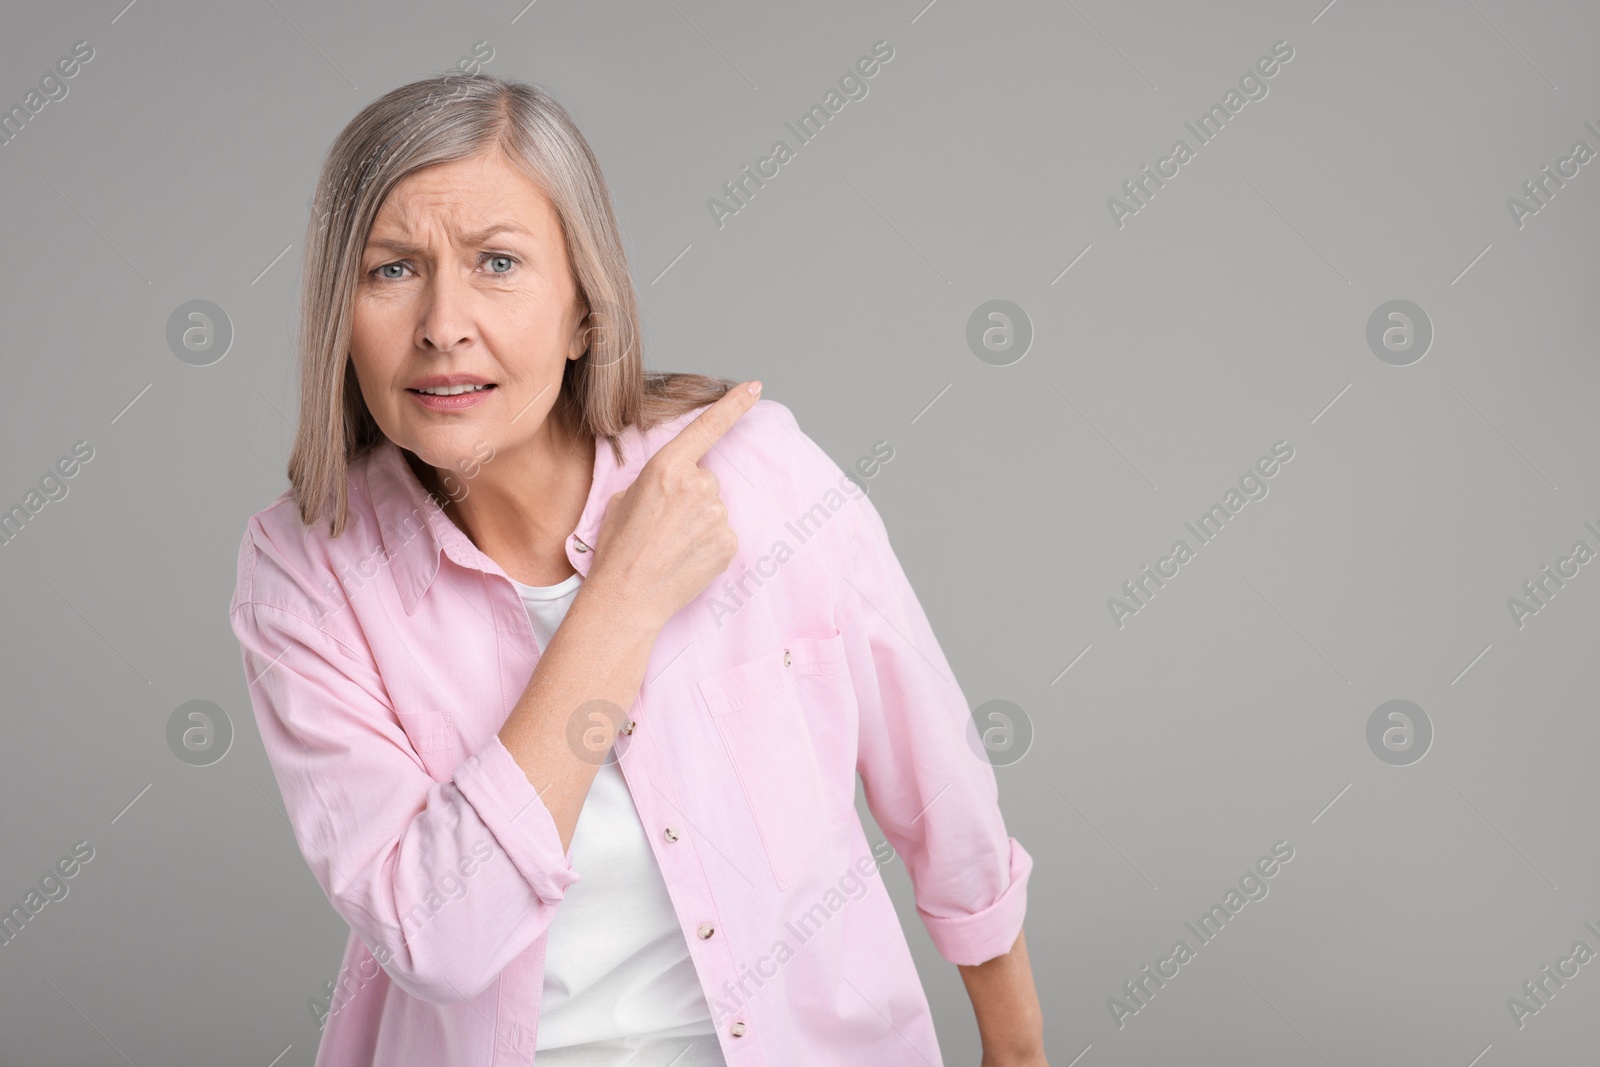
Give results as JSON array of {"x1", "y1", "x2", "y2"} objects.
[{"x1": 348, "y1": 148, "x2": 589, "y2": 472}]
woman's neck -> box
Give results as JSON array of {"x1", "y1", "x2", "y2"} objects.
[{"x1": 411, "y1": 419, "x2": 596, "y2": 586}]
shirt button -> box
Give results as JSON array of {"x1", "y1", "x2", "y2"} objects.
[
  {"x1": 730, "y1": 1021, "x2": 747, "y2": 1037},
  {"x1": 783, "y1": 649, "x2": 791, "y2": 668},
  {"x1": 622, "y1": 719, "x2": 635, "y2": 735},
  {"x1": 664, "y1": 826, "x2": 679, "y2": 842},
  {"x1": 572, "y1": 536, "x2": 590, "y2": 553},
  {"x1": 697, "y1": 923, "x2": 715, "y2": 939}
]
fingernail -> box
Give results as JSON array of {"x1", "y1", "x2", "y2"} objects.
[{"x1": 745, "y1": 380, "x2": 762, "y2": 397}]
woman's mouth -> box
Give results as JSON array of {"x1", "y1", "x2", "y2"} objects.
[{"x1": 407, "y1": 383, "x2": 497, "y2": 411}]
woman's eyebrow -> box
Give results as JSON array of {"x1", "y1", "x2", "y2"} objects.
[{"x1": 364, "y1": 222, "x2": 534, "y2": 255}]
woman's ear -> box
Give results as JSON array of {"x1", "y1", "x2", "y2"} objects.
[{"x1": 569, "y1": 307, "x2": 593, "y2": 361}]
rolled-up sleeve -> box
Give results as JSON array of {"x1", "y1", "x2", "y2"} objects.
[
  {"x1": 230, "y1": 527, "x2": 581, "y2": 1003},
  {"x1": 835, "y1": 482, "x2": 1034, "y2": 967}
]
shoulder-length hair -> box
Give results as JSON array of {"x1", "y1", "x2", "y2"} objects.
[{"x1": 287, "y1": 70, "x2": 734, "y2": 537}]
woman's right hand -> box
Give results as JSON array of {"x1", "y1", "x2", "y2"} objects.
[{"x1": 582, "y1": 381, "x2": 763, "y2": 633}]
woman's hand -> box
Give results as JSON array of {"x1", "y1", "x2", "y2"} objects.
[{"x1": 583, "y1": 381, "x2": 761, "y2": 632}]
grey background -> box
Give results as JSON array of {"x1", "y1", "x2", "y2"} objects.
[{"x1": 1, "y1": 0, "x2": 1596, "y2": 1064}]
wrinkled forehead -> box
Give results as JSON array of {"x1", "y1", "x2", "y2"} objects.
[{"x1": 368, "y1": 153, "x2": 558, "y2": 245}]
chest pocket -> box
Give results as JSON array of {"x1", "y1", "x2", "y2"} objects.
[{"x1": 697, "y1": 630, "x2": 852, "y2": 891}]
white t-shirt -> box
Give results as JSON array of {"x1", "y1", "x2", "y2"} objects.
[{"x1": 510, "y1": 570, "x2": 726, "y2": 1066}]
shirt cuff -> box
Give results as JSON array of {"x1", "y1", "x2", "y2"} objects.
[
  {"x1": 452, "y1": 734, "x2": 582, "y2": 905},
  {"x1": 918, "y1": 836, "x2": 1034, "y2": 966}
]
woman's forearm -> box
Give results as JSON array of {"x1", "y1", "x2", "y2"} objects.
[
  {"x1": 957, "y1": 926, "x2": 1047, "y2": 1062},
  {"x1": 497, "y1": 578, "x2": 662, "y2": 852}
]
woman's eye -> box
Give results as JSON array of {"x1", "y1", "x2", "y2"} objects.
[{"x1": 368, "y1": 255, "x2": 515, "y2": 281}]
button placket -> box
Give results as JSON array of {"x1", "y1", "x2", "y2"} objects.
[{"x1": 620, "y1": 715, "x2": 744, "y2": 1047}]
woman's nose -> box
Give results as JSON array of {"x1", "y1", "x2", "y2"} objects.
[{"x1": 416, "y1": 270, "x2": 476, "y2": 353}]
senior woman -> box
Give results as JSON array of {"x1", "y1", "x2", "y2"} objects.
[{"x1": 230, "y1": 71, "x2": 1044, "y2": 1066}]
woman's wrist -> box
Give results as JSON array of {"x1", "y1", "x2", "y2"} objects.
[
  {"x1": 980, "y1": 1046, "x2": 1050, "y2": 1067},
  {"x1": 574, "y1": 570, "x2": 666, "y2": 640},
  {"x1": 979, "y1": 1024, "x2": 1048, "y2": 1064}
]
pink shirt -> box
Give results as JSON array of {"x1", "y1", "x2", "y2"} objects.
[{"x1": 229, "y1": 397, "x2": 1034, "y2": 1066}]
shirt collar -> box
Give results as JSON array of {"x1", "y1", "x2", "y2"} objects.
[{"x1": 360, "y1": 424, "x2": 655, "y2": 615}]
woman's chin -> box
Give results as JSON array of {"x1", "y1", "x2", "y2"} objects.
[{"x1": 397, "y1": 430, "x2": 486, "y2": 474}]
